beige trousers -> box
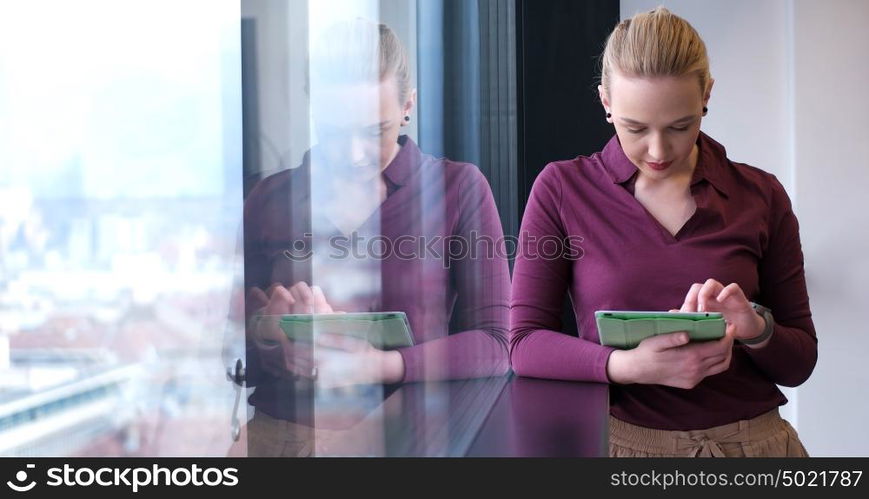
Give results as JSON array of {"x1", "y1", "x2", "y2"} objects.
[{"x1": 609, "y1": 408, "x2": 809, "y2": 457}]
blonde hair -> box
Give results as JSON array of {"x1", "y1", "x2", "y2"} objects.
[
  {"x1": 309, "y1": 18, "x2": 411, "y2": 103},
  {"x1": 600, "y1": 7, "x2": 710, "y2": 97}
]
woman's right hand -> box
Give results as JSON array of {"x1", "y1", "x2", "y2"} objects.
[
  {"x1": 606, "y1": 330, "x2": 735, "y2": 389},
  {"x1": 247, "y1": 282, "x2": 335, "y2": 379}
]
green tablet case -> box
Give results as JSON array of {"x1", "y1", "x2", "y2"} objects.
[
  {"x1": 595, "y1": 310, "x2": 725, "y2": 349},
  {"x1": 277, "y1": 312, "x2": 414, "y2": 350}
]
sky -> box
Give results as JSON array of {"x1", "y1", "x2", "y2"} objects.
[{"x1": 0, "y1": 0, "x2": 240, "y2": 199}]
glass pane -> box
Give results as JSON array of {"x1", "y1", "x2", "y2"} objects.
[
  {"x1": 0, "y1": 0, "x2": 518, "y2": 457},
  {"x1": 0, "y1": 0, "x2": 243, "y2": 456}
]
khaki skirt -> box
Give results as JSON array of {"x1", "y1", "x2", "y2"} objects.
[{"x1": 609, "y1": 409, "x2": 809, "y2": 457}]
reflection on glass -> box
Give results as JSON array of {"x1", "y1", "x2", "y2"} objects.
[
  {"x1": 242, "y1": 14, "x2": 511, "y2": 456},
  {"x1": 0, "y1": 0, "x2": 242, "y2": 456}
]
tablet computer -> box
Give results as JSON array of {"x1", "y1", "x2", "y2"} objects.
[
  {"x1": 595, "y1": 310, "x2": 725, "y2": 349},
  {"x1": 277, "y1": 311, "x2": 414, "y2": 350}
]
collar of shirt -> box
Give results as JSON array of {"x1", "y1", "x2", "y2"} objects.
[
  {"x1": 300, "y1": 135, "x2": 422, "y2": 197},
  {"x1": 381, "y1": 134, "x2": 422, "y2": 194},
  {"x1": 600, "y1": 131, "x2": 731, "y2": 198}
]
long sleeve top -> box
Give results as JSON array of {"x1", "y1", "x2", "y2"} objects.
[
  {"x1": 244, "y1": 135, "x2": 510, "y2": 421},
  {"x1": 510, "y1": 132, "x2": 817, "y2": 430}
]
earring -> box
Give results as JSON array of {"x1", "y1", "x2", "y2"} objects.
[
  {"x1": 606, "y1": 112, "x2": 612, "y2": 120},
  {"x1": 702, "y1": 106, "x2": 708, "y2": 116},
  {"x1": 404, "y1": 116, "x2": 410, "y2": 122}
]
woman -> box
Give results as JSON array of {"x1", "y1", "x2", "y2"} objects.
[
  {"x1": 242, "y1": 19, "x2": 510, "y2": 456},
  {"x1": 510, "y1": 7, "x2": 817, "y2": 457}
]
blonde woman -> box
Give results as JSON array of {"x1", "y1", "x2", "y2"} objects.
[{"x1": 510, "y1": 8, "x2": 816, "y2": 457}]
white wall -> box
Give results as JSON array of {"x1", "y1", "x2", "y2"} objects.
[
  {"x1": 241, "y1": 0, "x2": 417, "y2": 175},
  {"x1": 791, "y1": 0, "x2": 869, "y2": 457},
  {"x1": 380, "y1": 0, "x2": 418, "y2": 141},
  {"x1": 241, "y1": 0, "x2": 310, "y2": 174},
  {"x1": 622, "y1": 0, "x2": 869, "y2": 455}
]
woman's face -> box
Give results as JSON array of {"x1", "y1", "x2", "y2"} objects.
[
  {"x1": 312, "y1": 77, "x2": 415, "y2": 182},
  {"x1": 599, "y1": 72, "x2": 712, "y2": 181}
]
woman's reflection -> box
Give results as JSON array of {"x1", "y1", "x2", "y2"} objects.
[{"x1": 241, "y1": 18, "x2": 510, "y2": 456}]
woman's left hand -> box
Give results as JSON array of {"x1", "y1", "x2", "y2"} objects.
[
  {"x1": 677, "y1": 278, "x2": 766, "y2": 343},
  {"x1": 313, "y1": 333, "x2": 405, "y2": 389}
]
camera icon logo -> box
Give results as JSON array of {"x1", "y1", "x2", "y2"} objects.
[{"x1": 6, "y1": 464, "x2": 37, "y2": 492}]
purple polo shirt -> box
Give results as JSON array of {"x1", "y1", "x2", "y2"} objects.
[
  {"x1": 510, "y1": 132, "x2": 818, "y2": 430},
  {"x1": 244, "y1": 136, "x2": 510, "y2": 420}
]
